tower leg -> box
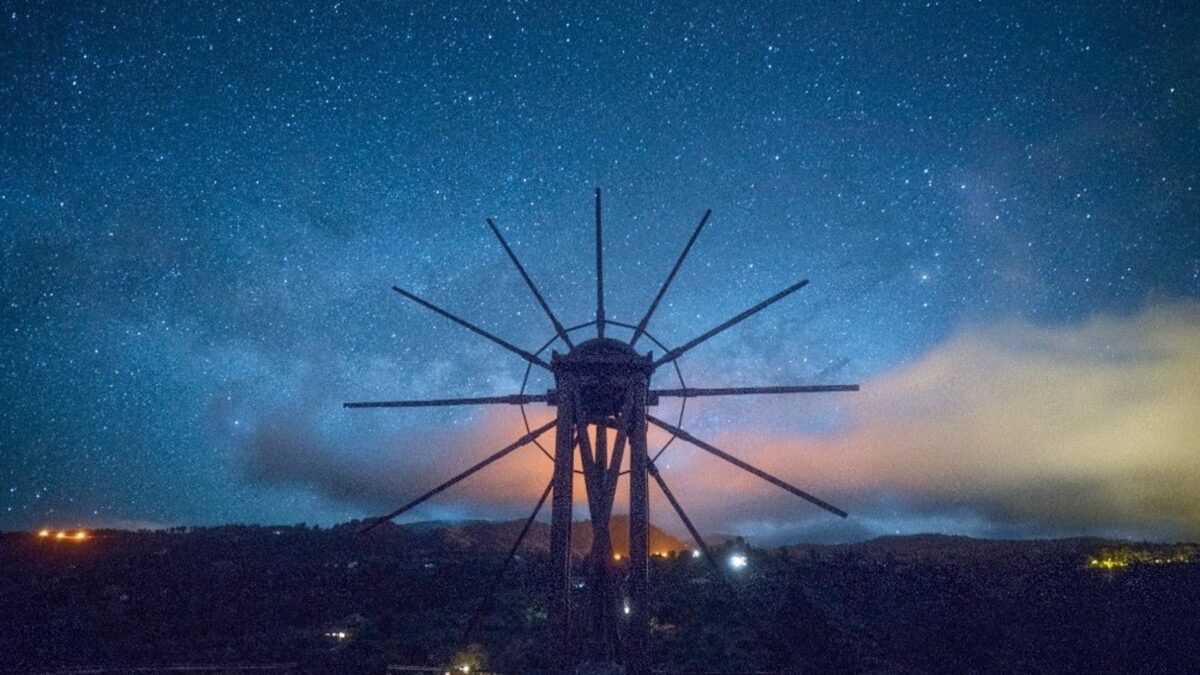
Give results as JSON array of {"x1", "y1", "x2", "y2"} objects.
[
  {"x1": 549, "y1": 389, "x2": 576, "y2": 671},
  {"x1": 626, "y1": 378, "x2": 650, "y2": 675},
  {"x1": 585, "y1": 424, "x2": 618, "y2": 662}
]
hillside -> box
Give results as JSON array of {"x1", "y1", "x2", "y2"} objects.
[
  {"x1": 2, "y1": 523, "x2": 1196, "y2": 673},
  {"x1": 404, "y1": 516, "x2": 685, "y2": 557}
]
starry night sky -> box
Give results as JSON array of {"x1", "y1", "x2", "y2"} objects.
[{"x1": 2, "y1": 1, "x2": 1198, "y2": 542}]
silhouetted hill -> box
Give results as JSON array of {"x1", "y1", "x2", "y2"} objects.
[
  {"x1": 792, "y1": 532, "x2": 1117, "y2": 559},
  {"x1": 1, "y1": 524, "x2": 1196, "y2": 673},
  {"x1": 334, "y1": 517, "x2": 684, "y2": 556}
]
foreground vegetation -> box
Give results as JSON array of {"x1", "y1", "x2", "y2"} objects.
[{"x1": 2, "y1": 523, "x2": 1197, "y2": 673}]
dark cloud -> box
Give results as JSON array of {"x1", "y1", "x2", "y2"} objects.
[{"x1": 240, "y1": 402, "x2": 563, "y2": 522}]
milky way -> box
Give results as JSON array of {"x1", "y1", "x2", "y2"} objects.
[{"x1": 2, "y1": 1, "x2": 1197, "y2": 541}]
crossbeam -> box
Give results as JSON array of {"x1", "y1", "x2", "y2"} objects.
[
  {"x1": 595, "y1": 187, "x2": 606, "y2": 338},
  {"x1": 487, "y1": 218, "x2": 574, "y2": 349},
  {"x1": 629, "y1": 208, "x2": 712, "y2": 346},
  {"x1": 344, "y1": 393, "x2": 551, "y2": 409},
  {"x1": 360, "y1": 419, "x2": 557, "y2": 532},
  {"x1": 654, "y1": 279, "x2": 809, "y2": 367},
  {"x1": 596, "y1": 393, "x2": 632, "y2": 515},
  {"x1": 652, "y1": 384, "x2": 858, "y2": 398},
  {"x1": 647, "y1": 459, "x2": 721, "y2": 574},
  {"x1": 392, "y1": 285, "x2": 552, "y2": 371},
  {"x1": 463, "y1": 476, "x2": 555, "y2": 642},
  {"x1": 646, "y1": 415, "x2": 846, "y2": 518}
]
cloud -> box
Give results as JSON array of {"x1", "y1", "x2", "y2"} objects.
[
  {"x1": 240, "y1": 403, "x2": 566, "y2": 522},
  {"x1": 668, "y1": 302, "x2": 1200, "y2": 542},
  {"x1": 239, "y1": 303, "x2": 1200, "y2": 543}
]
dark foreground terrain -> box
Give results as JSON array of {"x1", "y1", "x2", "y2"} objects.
[{"x1": 1, "y1": 522, "x2": 1196, "y2": 674}]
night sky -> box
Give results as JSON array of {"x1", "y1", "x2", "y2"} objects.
[{"x1": 3, "y1": 1, "x2": 1198, "y2": 543}]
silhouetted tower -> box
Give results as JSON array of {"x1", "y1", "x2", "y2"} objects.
[{"x1": 346, "y1": 189, "x2": 856, "y2": 674}]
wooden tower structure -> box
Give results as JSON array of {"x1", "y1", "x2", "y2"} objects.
[{"x1": 346, "y1": 189, "x2": 857, "y2": 673}]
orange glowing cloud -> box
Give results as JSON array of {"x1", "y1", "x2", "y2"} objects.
[
  {"x1": 244, "y1": 303, "x2": 1200, "y2": 541},
  {"x1": 661, "y1": 302, "x2": 1200, "y2": 540}
]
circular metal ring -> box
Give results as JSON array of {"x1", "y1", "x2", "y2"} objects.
[{"x1": 518, "y1": 320, "x2": 687, "y2": 475}]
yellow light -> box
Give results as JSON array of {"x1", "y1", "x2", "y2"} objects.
[
  {"x1": 37, "y1": 529, "x2": 50, "y2": 538},
  {"x1": 612, "y1": 553, "x2": 622, "y2": 561},
  {"x1": 54, "y1": 531, "x2": 66, "y2": 540},
  {"x1": 74, "y1": 531, "x2": 88, "y2": 541}
]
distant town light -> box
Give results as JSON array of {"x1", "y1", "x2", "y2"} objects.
[
  {"x1": 729, "y1": 554, "x2": 748, "y2": 570},
  {"x1": 691, "y1": 549, "x2": 701, "y2": 559},
  {"x1": 40, "y1": 529, "x2": 89, "y2": 542},
  {"x1": 1086, "y1": 547, "x2": 1194, "y2": 571},
  {"x1": 612, "y1": 553, "x2": 622, "y2": 561}
]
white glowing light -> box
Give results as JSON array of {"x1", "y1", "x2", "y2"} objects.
[
  {"x1": 729, "y1": 554, "x2": 748, "y2": 570},
  {"x1": 691, "y1": 549, "x2": 701, "y2": 558}
]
